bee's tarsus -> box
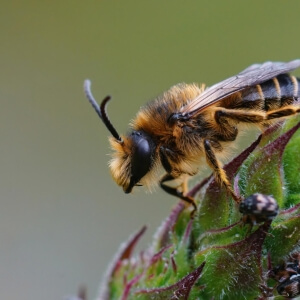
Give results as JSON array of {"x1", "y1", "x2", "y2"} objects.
[{"x1": 160, "y1": 173, "x2": 197, "y2": 218}]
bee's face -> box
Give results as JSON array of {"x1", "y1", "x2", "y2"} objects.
[{"x1": 109, "y1": 131, "x2": 156, "y2": 193}]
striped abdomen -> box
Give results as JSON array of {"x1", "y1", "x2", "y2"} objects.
[{"x1": 241, "y1": 74, "x2": 300, "y2": 111}]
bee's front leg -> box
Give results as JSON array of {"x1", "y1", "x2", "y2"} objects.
[
  {"x1": 203, "y1": 139, "x2": 241, "y2": 203},
  {"x1": 159, "y1": 146, "x2": 174, "y2": 174}
]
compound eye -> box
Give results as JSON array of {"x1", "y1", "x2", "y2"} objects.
[
  {"x1": 131, "y1": 137, "x2": 153, "y2": 181},
  {"x1": 124, "y1": 132, "x2": 155, "y2": 193}
]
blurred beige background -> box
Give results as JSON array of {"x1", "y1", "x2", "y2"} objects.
[{"x1": 1, "y1": 1, "x2": 300, "y2": 299}]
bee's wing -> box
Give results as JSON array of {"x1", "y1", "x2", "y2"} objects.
[{"x1": 181, "y1": 59, "x2": 300, "y2": 115}]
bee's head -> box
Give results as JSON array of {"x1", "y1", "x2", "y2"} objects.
[
  {"x1": 109, "y1": 131, "x2": 156, "y2": 193},
  {"x1": 84, "y1": 80, "x2": 157, "y2": 193}
]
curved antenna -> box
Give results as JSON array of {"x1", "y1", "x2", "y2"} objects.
[{"x1": 84, "y1": 79, "x2": 123, "y2": 142}]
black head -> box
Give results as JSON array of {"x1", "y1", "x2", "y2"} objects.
[{"x1": 125, "y1": 131, "x2": 156, "y2": 193}]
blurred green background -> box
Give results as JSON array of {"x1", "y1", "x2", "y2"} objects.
[{"x1": 1, "y1": 1, "x2": 300, "y2": 299}]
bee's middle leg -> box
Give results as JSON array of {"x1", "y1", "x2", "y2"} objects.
[
  {"x1": 160, "y1": 173, "x2": 197, "y2": 217},
  {"x1": 159, "y1": 147, "x2": 197, "y2": 217},
  {"x1": 203, "y1": 139, "x2": 241, "y2": 203}
]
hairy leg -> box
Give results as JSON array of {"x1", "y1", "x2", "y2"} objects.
[
  {"x1": 160, "y1": 173, "x2": 197, "y2": 218},
  {"x1": 203, "y1": 139, "x2": 241, "y2": 203}
]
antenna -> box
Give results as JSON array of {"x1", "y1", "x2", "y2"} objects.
[{"x1": 83, "y1": 80, "x2": 123, "y2": 142}]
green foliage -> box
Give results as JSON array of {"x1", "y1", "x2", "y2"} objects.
[{"x1": 99, "y1": 116, "x2": 300, "y2": 300}]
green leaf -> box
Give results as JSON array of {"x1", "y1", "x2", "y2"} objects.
[{"x1": 194, "y1": 222, "x2": 270, "y2": 300}]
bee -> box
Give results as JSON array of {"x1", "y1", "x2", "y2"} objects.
[{"x1": 83, "y1": 60, "x2": 300, "y2": 216}]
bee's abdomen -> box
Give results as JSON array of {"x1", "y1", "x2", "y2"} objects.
[{"x1": 241, "y1": 74, "x2": 300, "y2": 111}]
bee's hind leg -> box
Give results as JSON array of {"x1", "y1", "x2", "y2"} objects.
[
  {"x1": 160, "y1": 173, "x2": 197, "y2": 218},
  {"x1": 203, "y1": 139, "x2": 241, "y2": 204}
]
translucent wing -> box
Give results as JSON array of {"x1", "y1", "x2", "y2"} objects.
[{"x1": 181, "y1": 59, "x2": 300, "y2": 116}]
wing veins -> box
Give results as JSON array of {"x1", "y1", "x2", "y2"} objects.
[{"x1": 181, "y1": 59, "x2": 300, "y2": 115}]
